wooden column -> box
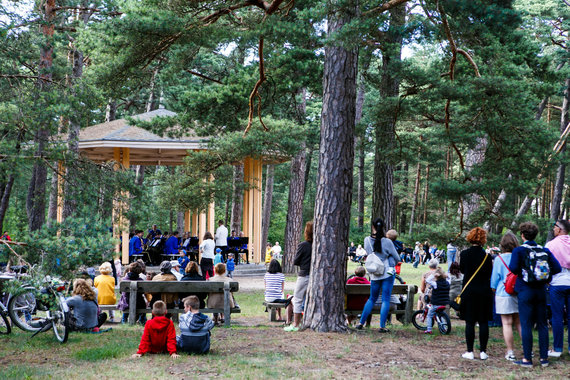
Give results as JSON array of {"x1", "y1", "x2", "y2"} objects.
[
  {"x1": 252, "y1": 158, "x2": 263, "y2": 264},
  {"x1": 112, "y1": 147, "x2": 131, "y2": 264},
  {"x1": 198, "y1": 211, "x2": 207, "y2": 245},
  {"x1": 56, "y1": 161, "x2": 65, "y2": 224},
  {"x1": 191, "y1": 212, "x2": 198, "y2": 236},
  {"x1": 242, "y1": 158, "x2": 252, "y2": 262},
  {"x1": 184, "y1": 210, "x2": 190, "y2": 232}
]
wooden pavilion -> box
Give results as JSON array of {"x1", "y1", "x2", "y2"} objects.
[{"x1": 56, "y1": 109, "x2": 263, "y2": 264}]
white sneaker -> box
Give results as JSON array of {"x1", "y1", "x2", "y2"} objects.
[
  {"x1": 505, "y1": 351, "x2": 516, "y2": 361},
  {"x1": 462, "y1": 352, "x2": 474, "y2": 360},
  {"x1": 547, "y1": 350, "x2": 562, "y2": 358},
  {"x1": 480, "y1": 352, "x2": 488, "y2": 360}
]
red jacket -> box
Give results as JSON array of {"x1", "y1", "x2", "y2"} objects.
[
  {"x1": 346, "y1": 276, "x2": 371, "y2": 310},
  {"x1": 137, "y1": 316, "x2": 177, "y2": 355}
]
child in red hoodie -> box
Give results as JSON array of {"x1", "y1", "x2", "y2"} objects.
[
  {"x1": 346, "y1": 266, "x2": 371, "y2": 326},
  {"x1": 132, "y1": 301, "x2": 179, "y2": 358}
]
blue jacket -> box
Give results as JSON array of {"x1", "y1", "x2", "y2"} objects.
[
  {"x1": 165, "y1": 236, "x2": 179, "y2": 255},
  {"x1": 509, "y1": 240, "x2": 561, "y2": 292},
  {"x1": 177, "y1": 312, "x2": 214, "y2": 354},
  {"x1": 129, "y1": 236, "x2": 142, "y2": 256},
  {"x1": 226, "y1": 258, "x2": 235, "y2": 272}
]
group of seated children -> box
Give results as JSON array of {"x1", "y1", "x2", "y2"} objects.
[{"x1": 132, "y1": 296, "x2": 214, "y2": 358}]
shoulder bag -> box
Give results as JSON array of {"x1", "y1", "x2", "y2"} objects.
[
  {"x1": 365, "y1": 252, "x2": 385, "y2": 276},
  {"x1": 497, "y1": 255, "x2": 518, "y2": 295},
  {"x1": 450, "y1": 253, "x2": 488, "y2": 309}
]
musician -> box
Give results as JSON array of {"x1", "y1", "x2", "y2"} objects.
[
  {"x1": 146, "y1": 224, "x2": 161, "y2": 241},
  {"x1": 215, "y1": 220, "x2": 229, "y2": 262},
  {"x1": 165, "y1": 231, "x2": 180, "y2": 256},
  {"x1": 129, "y1": 230, "x2": 144, "y2": 258}
]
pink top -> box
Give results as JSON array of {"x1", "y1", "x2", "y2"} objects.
[{"x1": 545, "y1": 234, "x2": 570, "y2": 269}]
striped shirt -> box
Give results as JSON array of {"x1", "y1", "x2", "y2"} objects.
[{"x1": 264, "y1": 272, "x2": 285, "y2": 301}]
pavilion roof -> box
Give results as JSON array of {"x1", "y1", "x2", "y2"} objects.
[{"x1": 78, "y1": 109, "x2": 208, "y2": 166}]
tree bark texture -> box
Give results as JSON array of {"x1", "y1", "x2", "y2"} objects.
[
  {"x1": 106, "y1": 99, "x2": 117, "y2": 122},
  {"x1": 548, "y1": 77, "x2": 570, "y2": 241},
  {"x1": 230, "y1": 164, "x2": 244, "y2": 234},
  {"x1": 355, "y1": 55, "x2": 369, "y2": 230},
  {"x1": 0, "y1": 175, "x2": 15, "y2": 233},
  {"x1": 371, "y1": 3, "x2": 405, "y2": 230},
  {"x1": 177, "y1": 211, "x2": 185, "y2": 233},
  {"x1": 399, "y1": 162, "x2": 408, "y2": 233},
  {"x1": 460, "y1": 137, "x2": 488, "y2": 224},
  {"x1": 408, "y1": 160, "x2": 421, "y2": 235},
  {"x1": 357, "y1": 139, "x2": 365, "y2": 230},
  {"x1": 146, "y1": 66, "x2": 160, "y2": 112},
  {"x1": 27, "y1": 0, "x2": 55, "y2": 231},
  {"x1": 283, "y1": 88, "x2": 308, "y2": 274},
  {"x1": 261, "y1": 164, "x2": 275, "y2": 260},
  {"x1": 304, "y1": 0, "x2": 358, "y2": 332},
  {"x1": 422, "y1": 164, "x2": 430, "y2": 224},
  {"x1": 47, "y1": 167, "x2": 58, "y2": 226}
]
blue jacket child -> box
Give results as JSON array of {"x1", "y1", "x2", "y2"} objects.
[{"x1": 176, "y1": 296, "x2": 215, "y2": 354}]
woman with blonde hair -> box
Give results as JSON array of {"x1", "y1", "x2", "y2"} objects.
[
  {"x1": 459, "y1": 227, "x2": 493, "y2": 360},
  {"x1": 66, "y1": 278, "x2": 106, "y2": 331},
  {"x1": 94, "y1": 262, "x2": 116, "y2": 322}
]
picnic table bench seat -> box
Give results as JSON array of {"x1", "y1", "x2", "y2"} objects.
[{"x1": 118, "y1": 280, "x2": 240, "y2": 327}]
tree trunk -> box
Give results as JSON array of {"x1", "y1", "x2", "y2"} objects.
[
  {"x1": 261, "y1": 164, "x2": 275, "y2": 260},
  {"x1": 422, "y1": 164, "x2": 430, "y2": 224},
  {"x1": 548, "y1": 77, "x2": 570, "y2": 241},
  {"x1": 146, "y1": 66, "x2": 160, "y2": 112},
  {"x1": 283, "y1": 88, "x2": 308, "y2": 274},
  {"x1": 409, "y1": 161, "x2": 421, "y2": 235},
  {"x1": 371, "y1": 4, "x2": 405, "y2": 230},
  {"x1": 461, "y1": 137, "x2": 488, "y2": 224},
  {"x1": 106, "y1": 99, "x2": 117, "y2": 122},
  {"x1": 0, "y1": 175, "x2": 15, "y2": 233},
  {"x1": 304, "y1": 0, "x2": 358, "y2": 332},
  {"x1": 355, "y1": 54, "x2": 369, "y2": 231},
  {"x1": 27, "y1": 0, "x2": 55, "y2": 231},
  {"x1": 177, "y1": 211, "x2": 184, "y2": 233},
  {"x1": 357, "y1": 140, "x2": 365, "y2": 230},
  {"x1": 47, "y1": 165, "x2": 59, "y2": 226},
  {"x1": 230, "y1": 164, "x2": 244, "y2": 234},
  {"x1": 399, "y1": 162, "x2": 408, "y2": 233}
]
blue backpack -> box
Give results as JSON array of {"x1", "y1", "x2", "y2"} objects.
[{"x1": 520, "y1": 244, "x2": 551, "y2": 283}]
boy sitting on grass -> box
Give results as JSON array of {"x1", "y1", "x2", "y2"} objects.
[
  {"x1": 132, "y1": 301, "x2": 179, "y2": 358},
  {"x1": 177, "y1": 296, "x2": 215, "y2": 354}
]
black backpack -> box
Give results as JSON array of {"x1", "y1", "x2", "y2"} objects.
[{"x1": 520, "y1": 244, "x2": 551, "y2": 283}]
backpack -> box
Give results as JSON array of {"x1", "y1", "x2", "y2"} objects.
[
  {"x1": 365, "y1": 252, "x2": 385, "y2": 276},
  {"x1": 520, "y1": 244, "x2": 551, "y2": 284}
]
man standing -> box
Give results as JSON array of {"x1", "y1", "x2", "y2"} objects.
[
  {"x1": 215, "y1": 220, "x2": 228, "y2": 262},
  {"x1": 447, "y1": 240, "x2": 457, "y2": 270},
  {"x1": 545, "y1": 220, "x2": 570, "y2": 358},
  {"x1": 509, "y1": 222, "x2": 561, "y2": 368},
  {"x1": 271, "y1": 242, "x2": 282, "y2": 260},
  {"x1": 166, "y1": 231, "x2": 180, "y2": 256},
  {"x1": 129, "y1": 230, "x2": 144, "y2": 259},
  {"x1": 147, "y1": 224, "x2": 161, "y2": 241}
]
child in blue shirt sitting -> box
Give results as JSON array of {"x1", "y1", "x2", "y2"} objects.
[
  {"x1": 178, "y1": 250, "x2": 190, "y2": 274},
  {"x1": 226, "y1": 253, "x2": 235, "y2": 278}
]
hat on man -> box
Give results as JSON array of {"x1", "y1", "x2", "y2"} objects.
[{"x1": 159, "y1": 260, "x2": 172, "y2": 273}]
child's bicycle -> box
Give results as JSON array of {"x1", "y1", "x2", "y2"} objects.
[{"x1": 412, "y1": 304, "x2": 451, "y2": 335}]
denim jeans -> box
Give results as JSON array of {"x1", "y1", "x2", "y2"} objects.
[
  {"x1": 359, "y1": 275, "x2": 395, "y2": 328},
  {"x1": 550, "y1": 285, "x2": 570, "y2": 352},
  {"x1": 447, "y1": 252, "x2": 456, "y2": 270},
  {"x1": 518, "y1": 286, "x2": 549, "y2": 360},
  {"x1": 426, "y1": 304, "x2": 441, "y2": 332}
]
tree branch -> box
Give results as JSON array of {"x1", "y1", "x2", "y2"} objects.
[
  {"x1": 184, "y1": 69, "x2": 223, "y2": 84},
  {"x1": 364, "y1": 0, "x2": 409, "y2": 16},
  {"x1": 244, "y1": 37, "x2": 269, "y2": 135}
]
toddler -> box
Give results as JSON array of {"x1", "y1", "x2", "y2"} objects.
[{"x1": 226, "y1": 253, "x2": 235, "y2": 278}]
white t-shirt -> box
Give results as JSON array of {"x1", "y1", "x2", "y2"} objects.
[
  {"x1": 215, "y1": 225, "x2": 228, "y2": 246},
  {"x1": 272, "y1": 244, "x2": 282, "y2": 255},
  {"x1": 200, "y1": 239, "x2": 215, "y2": 259}
]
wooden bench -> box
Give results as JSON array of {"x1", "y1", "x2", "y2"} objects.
[
  {"x1": 119, "y1": 280, "x2": 240, "y2": 327},
  {"x1": 345, "y1": 283, "x2": 418, "y2": 325},
  {"x1": 263, "y1": 301, "x2": 288, "y2": 322}
]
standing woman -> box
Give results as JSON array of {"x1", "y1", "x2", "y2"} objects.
[
  {"x1": 356, "y1": 218, "x2": 400, "y2": 333},
  {"x1": 283, "y1": 221, "x2": 313, "y2": 332},
  {"x1": 199, "y1": 232, "x2": 215, "y2": 279},
  {"x1": 459, "y1": 227, "x2": 493, "y2": 360},
  {"x1": 490, "y1": 232, "x2": 522, "y2": 361}
]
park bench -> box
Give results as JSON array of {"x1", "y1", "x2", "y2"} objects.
[
  {"x1": 344, "y1": 283, "x2": 418, "y2": 325},
  {"x1": 263, "y1": 301, "x2": 290, "y2": 322},
  {"x1": 118, "y1": 280, "x2": 240, "y2": 327}
]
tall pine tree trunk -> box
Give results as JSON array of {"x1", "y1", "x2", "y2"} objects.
[
  {"x1": 409, "y1": 160, "x2": 421, "y2": 235},
  {"x1": 230, "y1": 164, "x2": 244, "y2": 235},
  {"x1": 355, "y1": 54, "x2": 369, "y2": 231},
  {"x1": 399, "y1": 162, "x2": 408, "y2": 233},
  {"x1": 548, "y1": 77, "x2": 570, "y2": 241},
  {"x1": 283, "y1": 88, "x2": 308, "y2": 274},
  {"x1": 261, "y1": 164, "x2": 274, "y2": 260},
  {"x1": 422, "y1": 164, "x2": 430, "y2": 224},
  {"x1": 0, "y1": 175, "x2": 15, "y2": 233},
  {"x1": 461, "y1": 137, "x2": 488, "y2": 224},
  {"x1": 371, "y1": 3, "x2": 405, "y2": 229},
  {"x1": 304, "y1": 0, "x2": 358, "y2": 332},
  {"x1": 27, "y1": 0, "x2": 55, "y2": 231}
]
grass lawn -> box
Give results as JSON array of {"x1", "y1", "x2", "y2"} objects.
[{"x1": 1, "y1": 262, "x2": 568, "y2": 379}]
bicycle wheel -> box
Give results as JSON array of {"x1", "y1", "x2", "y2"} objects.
[
  {"x1": 437, "y1": 311, "x2": 451, "y2": 335},
  {"x1": 8, "y1": 288, "x2": 43, "y2": 332},
  {"x1": 411, "y1": 310, "x2": 427, "y2": 331},
  {"x1": 50, "y1": 296, "x2": 69, "y2": 343},
  {"x1": 0, "y1": 310, "x2": 10, "y2": 334}
]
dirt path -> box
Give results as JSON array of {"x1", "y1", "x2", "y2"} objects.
[{"x1": 233, "y1": 275, "x2": 296, "y2": 292}]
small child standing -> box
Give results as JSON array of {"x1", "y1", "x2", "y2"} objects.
[
  {"x1": 132, "y1": 301, "x2": 179, "y2": 358},
  {"x1": 213, "y1": 248, "x2": 223, "y2": 265},
  {"x1": 94, "y1": 262, "x2": 116, "y2": 322},
  {"x1": 177, "y1": 296, "x2": 215, "y2": 354},
  {"x1": 385, "y1": 230, "x2": 400, "y2": 275},
  {"x1": 178, "y1": 250, "x2": 190, "y2": 274},
  {"x1": 424, "y1": 267, "x2": 450, "y2": 334},
  {"x1": 226, "y1": 253, "x2": 235, "y2": 278}
]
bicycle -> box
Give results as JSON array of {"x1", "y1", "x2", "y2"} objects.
[
  {"x1": 412, "y1": 304, "x2": 451, "y2": 335},
  {"x1": 8, "y1": 277, "x2": 70, "y2": 343}
]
